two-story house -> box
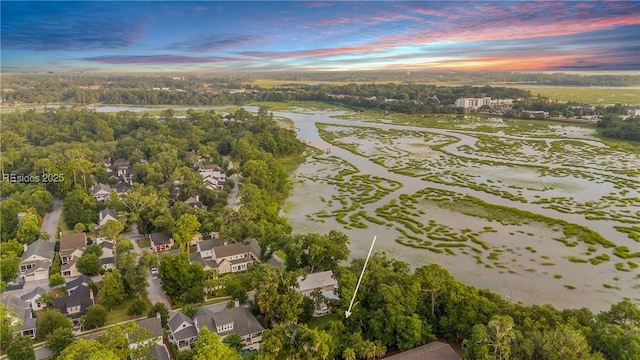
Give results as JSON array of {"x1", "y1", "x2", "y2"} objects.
[
  {"x1": 296, "y1": 270, "x2": 339, "y2": 316},
  {"x1": 194, "y1": 303, "x2": 264, "y2": 350},
  {"x1": 129, "y1": 316, "x2": 171, "y2": 360},
  {"x1": 1, "y1": 295, "x2": 37, "y2": 338},
  {"x1": 95, "y1": 237, "x2": 116, "y2": 270},
  {"x1": 168, "y1": 303, "x2": 264, "y2": 352},
  {"x1": 97, "y1": 208, "x2": 118, "y2": 228},
  {"x1": 191, "y1": 241, "x2": 254, "y2": 274},
  {"x1": 20, "y1": 239, "x2": 55, "y2": 282},
  {"x1": 20, "y1": 286, "x2": 48, "y2": 311},
  {"x1": 60, "y1": 233, "x2": 87, "y2": 278},
  {"x1": 51, "y1": 284, "x2": 95, "y2": 329},
  {"x1": 167, "y1": 312, "x2": 199, "y2": 351},
  {"x1": 91, "y1": 183, "x2": 113, "y2": 202}
]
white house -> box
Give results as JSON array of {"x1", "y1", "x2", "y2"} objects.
[
  {"x1": 20, "y1": 239, "x2": 55, "y2": 282},
  {"x1": 91, "y1": 183, "x2": 113, "y2": 202}
]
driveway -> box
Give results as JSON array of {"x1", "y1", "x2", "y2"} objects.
[
  {"x1": 147, "y1": 274, "x2": 172, "y2": 308},
  {"x1": 40, "y1": 199, "x2": 62, "y2": 241},
  {"x1": 227, "y1": 174, "x2": 240, "y2": 207}
]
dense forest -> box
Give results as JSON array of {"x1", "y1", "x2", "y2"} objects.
[{"x1": 1, "y1": 104, "x2": 639, "y2": 359}]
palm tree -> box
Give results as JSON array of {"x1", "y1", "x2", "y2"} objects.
[{"x1": 342, "y1": 348, "x2": 356, "y2": 360}]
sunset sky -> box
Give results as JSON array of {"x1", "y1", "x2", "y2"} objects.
[{"x1": 2, "y1": 1, "x2": 639, "y2": 72}]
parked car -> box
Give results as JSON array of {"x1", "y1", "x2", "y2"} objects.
[{"x1": 150, "y1": 267, "x2": 158, "y2": 276}]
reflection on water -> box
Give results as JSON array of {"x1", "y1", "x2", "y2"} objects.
[{"x1": 278, "y1": 107, "x2": 639, "y2": 312}]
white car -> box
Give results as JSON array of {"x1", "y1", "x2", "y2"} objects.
[{"x1": 150, "y1": 267, "x2": 158, "y2": 276}]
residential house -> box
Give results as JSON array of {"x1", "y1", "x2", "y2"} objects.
[
  {"x1": 199, "y1": 168, "x2": 225, "y2": 191},
  {"x1": 65, "y1": 275, "x2": 92, "y2": 296},
  {"x1": 20, "y1": 286, "x2": 48, "y2": 311},
  {"x1": 51, "y1": 285, "x2": 95, "y2": 328},
  {"x1": 191, "y1": 241, "x2": 253, "y2": 274},
  {"x1": 296, "y1": 270, "x2": 339, "y2": 316},
  {"x1": 247, "y1": 238, "x2": 283, "y2": 268},
  {"x1": 130, "y1": 316, "x2": 171, "y2": 360},
  {"x1": 114, "y1": 182, "x2": 133, "y2": 195},
  {"x1": 113, "y1": 158, "x2": 135, "y2": 184},
  {"x1": 96, "y1": 237, "x2": 116, "y2": 270},
  {"x1": 20, "y1": 239, "x2": 55, "y2": 282},
  {"x1": 382, "y1": 341, "x2": 460, "y2": 360},
  {"x1": 190, "y1": 239, "x2": 222, "y2": 271},
  {"x1": 1, "y1": 295, "x2": 37, "y2": 338},
  {"x1": 185, "y1": 195, "x2": 206, "y2": 211},
  {"x1": 194, "y1": 303, "x2": 264, "y2": 350},
  {"x1": 98, "y1": 208, "x2": 118, "y2": 228},
  {"x1": 149, "y1": 232, "x2": 173, "y2": 252},
  {"x1": 91, "y1": 183, "x2": 113, "y2": 202},
  {"x1": 60, "y1": 233, "x2": 87, "y2": 278},
  {"x1": 167, "y1": 312, "x2": 199, "y2": 351}
]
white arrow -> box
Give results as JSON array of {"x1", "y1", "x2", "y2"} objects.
[{"x1": 345, "y1": 235, "x2": 377, "y2": 319}]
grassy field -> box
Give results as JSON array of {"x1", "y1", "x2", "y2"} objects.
[
  {"x1": 307, "y1": 313, "x2": 340, "y2": 329},
  {"x1": 105, "y1": 295, "x2": 152, "y2": 325},
  {"x1": 512, "y1": 86, "x2": 640, "y2": 105}
]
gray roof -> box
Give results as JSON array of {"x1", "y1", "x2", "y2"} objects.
[
  {"x1": 297, "y1": 271, "x2": 338, "y2": 293},
  {"x1": 2, "y1": 294, "x2": 27, "y2": 315},
  {"x1": 100, "y1": 257, "x2": 115, "y2": 265},
  {"x1": 51, "y1": 287, "x2": 94, "y2": 319},
  {"x1": 21, "y1": 239, "x2": 55, "y2": 263},
  {"x1": 189, "y1": 252, "x2": 202, "y2": 262},
  {"x1": 383, "y1": 341, "x2": 461, "y2": 360},
  {"x1": 213, "y1": 243, "x2": 251, "y2": 259},
  {"x1": 149, "y1": 344, "x2": 171, "y2": 360},
  {"x1": 20, "y1": 286, "x2": 48, "y2": 301},
  {"x1": 168, "y1": 312, "x2": 193, "y2": 335},
  {"x1": 2, "y1": 295, "x2": 38, "y2": 332},
  {"x1": 66, "y1": 275, "x2": 91, "y2": 294},
  {"x1": 92, "y1": 183, "x2": 113, "y2": 194},
  {"x1": 135, "y1": 317, "x2": 164, "y2": 338},
  {"x1": 212, "y1": 309, "x2": 234, "y2": 328},
  {"x1": 224, "y1": 307, "x2": 264, "y2": 337},
  {"x1": 196, "y1": 306, "x2": 264, "y2": 337},
  {"x1": 150, "y1": 232, "x2": 172, "y2": 246},
  {"x1": 198, "y1": 239, "x2": 222, "y2": 252},
  {"x1": 99, "y1": 241, "x2": 114, "y2": 250},
  {"x1": 99, "y1": 208, "x2": 118, "y2": 221},
  {"x1": 114, "y1": 182, "x2": 132, "y2": 193}
]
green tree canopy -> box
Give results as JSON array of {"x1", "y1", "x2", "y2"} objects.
[
  {"x1": 37, "y1": 309, "x2": 73, "y2": 341},
  {"x1": 46, "y1": 327, "x2": 75, "y2": 358},
  {"x1": 6, "y1": 335, "x2": 35, "y2": 360},
  {"x1": 192, "y1": 327, "x2": 241, "y2": 360},
  {"x1": 99, "y1": 270, "x2": 125, "y2": 310}
]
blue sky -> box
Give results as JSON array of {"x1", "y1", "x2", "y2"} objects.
[{"x1": 2, "y1": 1, "x2": 639, "y2": 72}]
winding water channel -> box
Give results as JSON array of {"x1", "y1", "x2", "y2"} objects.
[{"x1": 275, "y1": 108, "x2": 639, "y2": 312}]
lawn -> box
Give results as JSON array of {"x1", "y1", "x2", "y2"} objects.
[
  {"x1": 307, "y1": 313, "x2": 340, "y2": 329},
  {"x1": 136, "y1": 237, "x2": 151, "y2": 248},
  {"x1": 512, "y1": 86, "x2": 640, "y2": 105},
  {"x1": 105, "y1": 295, "x2": 152, "y2": 325},
  {"x1": 56, "y1": 211, "x2": 73, "y2": 237}
]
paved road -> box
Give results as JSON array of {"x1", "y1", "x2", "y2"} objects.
[
  {"x1": 40, "y1": 199, "x2": 63, "y2": 241},
  {"x1": 147, "y1": 274, "x2": 172, "y2": 308},
  {"x1": 227, "y1": 173, "x2": 240, "y2": 208},
  {"x1": 34, "y1": 346, "x2": 53, "y2": 360},
  {"x1": 123, "y1": 223, "x2": 171, "y2": 308}
]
